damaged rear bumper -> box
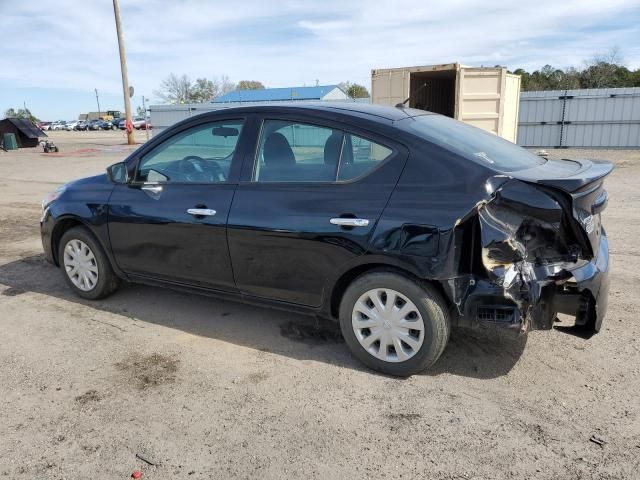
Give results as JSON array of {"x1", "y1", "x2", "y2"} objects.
[
  {"x1": 455, "y1": 230, "x2": 609, "y2": 334},
  {"x1": 553, "y1": 231, "x2": 609, "y2": 332}
]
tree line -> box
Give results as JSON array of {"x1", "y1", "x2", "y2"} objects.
[
  {"x1": 512, "y1": 49, "x2": 640, "y2": 91},
  {"x1": 153, "y1": 73, "x2": 372, "y2": 104},
  {"x1": 152, "y1": 74, "x2": 268, "y2": 104},
  {"x1": 3, "y1": 107, "x2": 39, "y2": 122}
]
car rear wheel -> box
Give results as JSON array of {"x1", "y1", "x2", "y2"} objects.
[
  {"x1": 58, "y1": 226, "x2": 120, "y2": 300},
  {"x1": 339, "y1": 271, "x2": 450, "y2": 376}
]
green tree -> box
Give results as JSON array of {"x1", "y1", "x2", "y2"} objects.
[
  {"x1": 136, "y1": 105, "x2": 146, "y2": 118},
  {"x1": 4, "y1": 107, "x2": 39, "y2": 122},
  {"x1": 562, "y1": 67, "x2": 582, "y2": 89},
  {"x1": 512, "y1": 47, "x2": 640, "y2": 91},
  {"x1": 237, "y1": 80, "x2": 265, "y2": 90},
  {"x1": 580, "y1": 63, "x2": 632, "y2": 88},
  {"x1": 153, "y1": 73, "x2": 236, "y2": 104},
  {"x1": 347, "y1": 83, "x2": 369, "y2": 98},
  {"x1": 190, "y1": 78, "x2": 217, "y2": 103}
]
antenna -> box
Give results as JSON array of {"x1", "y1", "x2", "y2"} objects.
[{"x1": 395, "y1": 82, "x2": 428, "y2": 108}]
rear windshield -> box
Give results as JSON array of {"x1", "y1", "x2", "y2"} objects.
[{"x1": 403, "y1": 114, "x2": 546, "y2": 172}]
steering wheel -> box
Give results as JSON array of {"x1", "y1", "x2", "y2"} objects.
[{"x1": 178, "y1": 156, "x2": 225, "y2": 182}]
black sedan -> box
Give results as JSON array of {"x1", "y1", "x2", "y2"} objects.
[{"x1": 40, "y1": 103, "x2": 611, "y2": 376}]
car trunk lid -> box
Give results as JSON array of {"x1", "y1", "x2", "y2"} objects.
[{"x1": 510, "y1": 158, "x2": 613, "y2": 257}]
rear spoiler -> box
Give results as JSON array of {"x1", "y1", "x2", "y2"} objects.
[{"x1": 534, "y1": 160, "x2": 614, "y2": 193}]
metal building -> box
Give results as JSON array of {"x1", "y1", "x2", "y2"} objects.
[
  {"x1": 149, "y1": 85, "x2": 362, "y2": 134},
  {"x1": 517, "y1": 87, "x2": 640, "y2": 148},
  {"x1": 149, "y1": 103, "x2": 230, "y2": 133},
  {"x1": 213, "y1": 85, "x2": 348, "y2": 103}
]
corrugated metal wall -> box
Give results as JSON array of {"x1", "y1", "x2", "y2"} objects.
[
  {"x1": 149, "y1": 103, "x2": 236, "y2": 134},
  {"x1": 518, "y1": 87, "x2": 640, "y2": 147},
  {"x1": 150, "y1": 98, "x2": 370, "y2": 135}
]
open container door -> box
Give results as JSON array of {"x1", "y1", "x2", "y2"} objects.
[
  {"x1": 456, "y1": 67, "x2": 504, "y2": 137},
  {"x1": 408, "y1": 65, "x2": 458, "y2": 117}
]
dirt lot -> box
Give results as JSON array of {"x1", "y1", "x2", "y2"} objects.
[{"x1": 0, "y1": 131, "x2": 639, "y2": 479}]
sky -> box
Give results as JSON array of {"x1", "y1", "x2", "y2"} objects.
[{"x1": 1, "y1": 0, "x2": 639, "y2": 120}]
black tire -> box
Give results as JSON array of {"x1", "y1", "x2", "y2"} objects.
[
  {"x1": 58, "y1": 226, "x2": 120, "y2": 300},
  {"x1": 339, "y1": 271, "x2": 450, "y2": 376}
]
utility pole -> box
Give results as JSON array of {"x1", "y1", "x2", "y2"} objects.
[
  {"x1": 112, "y1": 0, "x2": 135, "y2": 145},
  {"x1": 142, "y1": 95, "x2": 149, "y2": 141},
  {"x1": 94, "y1": 88, "x2": 101, "y2": 116}
]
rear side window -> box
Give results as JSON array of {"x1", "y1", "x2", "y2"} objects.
[
  {"x1": 403, "y1": 114, "x2": 546, "y2": 172},
  {"x1": 253, "y1": 120, "x2": 393, "y2": 182},
  {"x1": 338, "y1": 134, "x2": 393, "y2": 181}
]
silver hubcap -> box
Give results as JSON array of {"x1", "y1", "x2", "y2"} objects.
[
  {"x1": 352, "y1": 288, "x2": 425, "y2": 363},
  {"x1": 63, "y1": 239, "x2": 98, "y2": 291}
]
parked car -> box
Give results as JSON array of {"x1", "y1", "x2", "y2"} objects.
[
  {"x1": 133, "y1": 117, "x2": 151, "y2": 130},
  {"x1": 116, "y1": 118, "x2": 147, "y2": 130},
  {"x1": 75, "y1": 121, "x2": 88, "y2": 131},
  {"x1": 38, "y1": 122, "x2": 51, "y2": 131},
  {"x1": 65, "y1": 121, "x2": 79, "y2": 131},
  {"x1": 87, "y1": 119, "x2": 105, "y2": 130},
  {"x1": 50, "y1": 121, "x2": 66, "y2": 131},
  {"x1": 40, "y1": 104, "x2": 612, "y2": 376},
  {"x1": 102, "y1": 120, "x2": 115, "y2": 130}
]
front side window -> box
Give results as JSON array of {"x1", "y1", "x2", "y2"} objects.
[
  {"x1": 253, "y1": 120, "x2": 393, "y2": 183},
  {"x1": 137, "y1": 119, "x2": 244, "y2": 183}
]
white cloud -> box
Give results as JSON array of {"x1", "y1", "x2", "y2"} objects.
[{"x1": 1, "y1": 0, "x2": 639, "y2": 103}]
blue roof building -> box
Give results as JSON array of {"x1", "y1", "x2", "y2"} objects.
[{"x1": 213, "y1": 85, "x2": 349, "y2": 103}]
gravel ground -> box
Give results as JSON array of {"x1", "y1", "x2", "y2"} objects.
[{"x1": 0, "y1": 131, "x2": 639, "y2": 479}]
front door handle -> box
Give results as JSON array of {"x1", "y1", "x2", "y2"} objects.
[
  {"x1": 330, "y1": 217, "x2": 370, "y2": 227},
  {"x1": 141, "y1": 184, "x2": 163, "y2": 194},
  {"x1": 187, "y1": 208, "x2": 216, "y2": 217}
]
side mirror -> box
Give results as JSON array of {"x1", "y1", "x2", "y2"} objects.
[{"x1": 107, "y1": 162, "x2": 129, "y2": 184}]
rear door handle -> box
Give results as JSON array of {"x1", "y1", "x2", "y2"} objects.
[
  {"x1": 187, "y1": 208, "x2": 216, "y2": 217},
  {"x1": 330, "y1": 218, "x2": 369, "y2": 227}
]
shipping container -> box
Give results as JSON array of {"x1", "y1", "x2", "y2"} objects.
[{"x1": 371, "y1": 63, "x2": 521, "y2": 142}]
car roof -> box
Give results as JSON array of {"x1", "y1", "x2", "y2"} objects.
[{"x1": 204, "y1": 102, "x2": 434, "y2": 124}]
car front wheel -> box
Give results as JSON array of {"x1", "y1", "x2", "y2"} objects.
[
  {"x1": 339, "y1": 271, "x2": 450, "y2": 376},
  {"x1": 58, "y1": 226, "x2": 120, "y2": 300}
]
